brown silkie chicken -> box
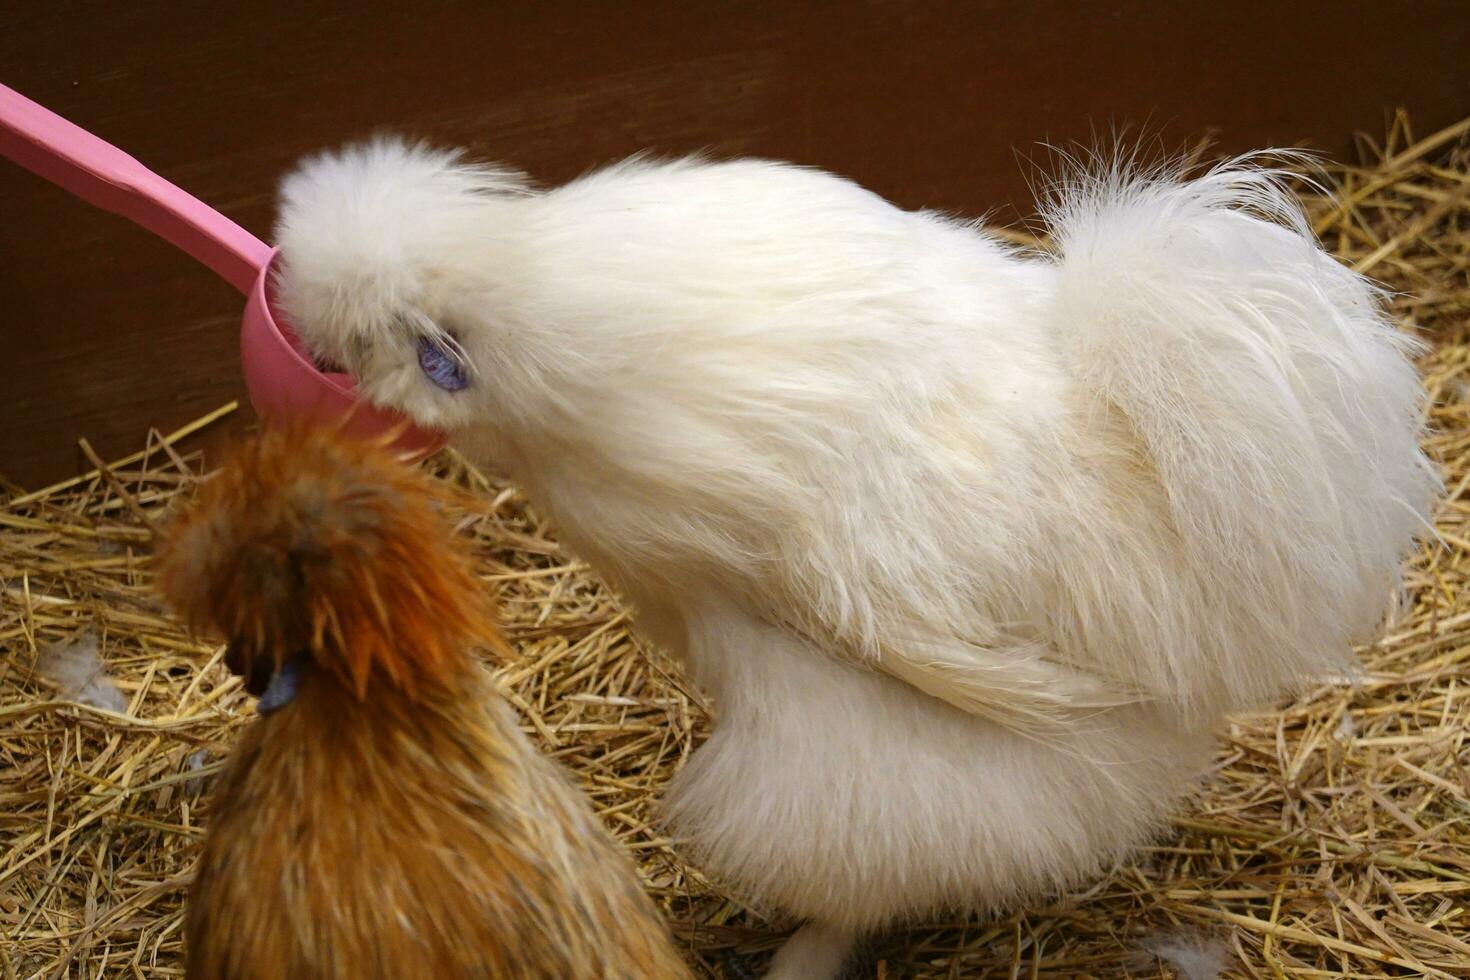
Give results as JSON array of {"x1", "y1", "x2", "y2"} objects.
[{"x1": 155, "y1": 424, "x2": 692, "y2": 980}]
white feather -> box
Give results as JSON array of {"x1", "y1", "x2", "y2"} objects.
[
  {"x1": 275, "y1": 140, "x2": 1436, "y2": 977},
  {"x1": 35, "y1": 630, "x2": 127, "y2": 714},
  {"x1": 1142, "y1": 929, "x2": 1233, "y2": 980}
]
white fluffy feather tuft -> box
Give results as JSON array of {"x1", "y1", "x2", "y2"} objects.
[
  {"x1": 1142, "y1": 928, "x2": 1233, "y2": 980},
  {"x1": 1039, "y1": 153, "x2": 1438, "y2": 719},
  {"x1": 36, "y1": 631, "x2": 128, "y2": 713}
]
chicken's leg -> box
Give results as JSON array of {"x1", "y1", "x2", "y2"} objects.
[{"x1": 764, "y1": 922, "x2": 859, "y2": 980}]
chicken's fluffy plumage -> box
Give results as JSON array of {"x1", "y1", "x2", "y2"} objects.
[
  {"x1": 157, "y1": 425, "x2": 498, "y2": 698},
  {"x1": 155, "y1": 426, "x2": 691, "y2": 980},
  {"x1": 276, "y1": 142, "x2": 1437, "y2": 978}
]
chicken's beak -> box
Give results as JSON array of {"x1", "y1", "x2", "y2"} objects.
[{"x1": 224, "y1": 640, "x2": 274, "y2": 697}]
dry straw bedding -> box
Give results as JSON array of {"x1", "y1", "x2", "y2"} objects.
[{"x1": 3, "y1": 116, "x2": 1470, "y2": 978}]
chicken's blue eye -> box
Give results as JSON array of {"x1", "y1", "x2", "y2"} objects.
[{"x1": 418, "y1": 335, "x2": 469, "y2": 392}]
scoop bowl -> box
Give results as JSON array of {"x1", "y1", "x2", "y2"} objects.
[
  {"x1": 0, "y1": 83, "x2": 445, "y2": 459},
  {"x1": 241, "y1": 253, "x2": 445, "y2": 455}
]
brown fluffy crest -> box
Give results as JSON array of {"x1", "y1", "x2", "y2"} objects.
[{"x1": 155, "y1": 422, "x2": 504, "y2": 699}]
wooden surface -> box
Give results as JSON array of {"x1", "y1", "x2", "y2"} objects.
[{"x1": 3, "y1": 0, "x2": 1467, "y2": 486}]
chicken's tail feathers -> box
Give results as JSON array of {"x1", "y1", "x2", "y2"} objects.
[
  {"x1": 1042, "y1": 153, "x2": 1437, "y2": 714},
  {"x1": 155, "y1": 421, "x2": 505, "y2": 699}
]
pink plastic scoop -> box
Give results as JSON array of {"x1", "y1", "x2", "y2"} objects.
[{"x1": 0, "y1": 83, "x2": 445, "y2": 458}]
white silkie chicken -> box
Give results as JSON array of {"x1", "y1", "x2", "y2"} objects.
[{"x1": 274, "y1": 140, "x2": 1436, "y2": 979}]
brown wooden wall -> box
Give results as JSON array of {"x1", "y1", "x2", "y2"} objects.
[{"x1": 3, "y1": 1, "x2": 1467, "y2": 487}]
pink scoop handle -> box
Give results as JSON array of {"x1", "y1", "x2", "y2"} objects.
[{"x1": 0, "y1": 83, "x2": 270, "y2": 294}]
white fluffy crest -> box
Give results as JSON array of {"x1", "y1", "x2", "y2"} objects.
[{"x1": 276, "y1": 138, "x2": 1436, "y2": 978}]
